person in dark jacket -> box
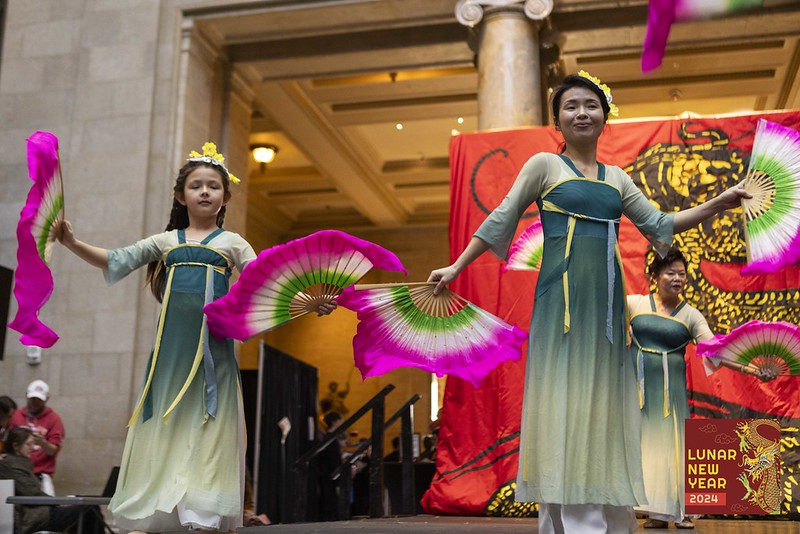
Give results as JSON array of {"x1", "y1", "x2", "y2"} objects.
[{"x1": 0, "y1": 427, "x2": 104, "y2": 534}]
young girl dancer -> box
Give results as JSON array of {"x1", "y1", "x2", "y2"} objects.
[{"x1": 56, "y1": 143, "x2": 254, "y2": 532}]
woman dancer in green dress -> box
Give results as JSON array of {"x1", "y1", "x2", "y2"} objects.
[
  {"x1": 428, "y1": 72, "x2": 751, "y2": 534},
  {"x1": 630, "y1": 247, "x2": 775, "y2": 530},
  {"x1": 55, "y1": 144, "x2": 255, "y2": 533}
]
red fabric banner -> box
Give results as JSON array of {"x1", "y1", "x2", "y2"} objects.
[{"x1": 421, "y1": 111, "x2": 800, "y2": 517}]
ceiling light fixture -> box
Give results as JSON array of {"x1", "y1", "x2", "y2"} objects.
[
  {"x1": 395, "y1": 123, "x2": 403, "y2": 130},
  {"x1": 250, "y1": 143, "x2": 279, "y2": 173}
]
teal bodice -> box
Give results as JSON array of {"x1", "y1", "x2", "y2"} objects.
[
  {"x1": 162, "y1": 228, "x2": 232, "y2": 297},
  {"x1": 536, "y1": 156, "x2": 624, "y2": 343},
  {"x1": 133, "y1": 228, "x2": 234, "y2": 425},
  {"x1": 630, "y1": 294, "x2": 694, "y2": 416}
]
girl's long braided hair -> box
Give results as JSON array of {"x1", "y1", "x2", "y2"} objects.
[{"x1": 145, "y1": 161, "x2": 231, "y2": 302}]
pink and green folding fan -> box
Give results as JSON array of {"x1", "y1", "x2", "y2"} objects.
[
  {"x1": 739, "y1": 119, "x2": 800, "y2": 275},
  {"x1": 504, "y1": 220, "x2": 543, "y2": 271},
  {"x1": 337, "y1": 282, "x2": 527, "y2": 387},
  {"x1": 642, "y1": 0, "x2": 764, "y2": 72},
  {"x1": 697, "y1": 320, "x2": 800, "y2": 376},
  {"x1": 203, "y1": 230, "x2": 407, "y2": 340},
  {"x1": 9, "y1": 131, "x2": 64, "y2": 348}
]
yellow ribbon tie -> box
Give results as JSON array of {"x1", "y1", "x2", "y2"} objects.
[
  {"x1": 662, "y1": 350, "x2": 670, "y2": 418},
  {"x1": 562, "y1": 217, "x2": 577, "y2": 334},
  {"x1": 127, "y1": 267, "x2": 176, "y2": 427},
  {"x1": 163, "y1": 265, "x2": 214, "y2": 423}
]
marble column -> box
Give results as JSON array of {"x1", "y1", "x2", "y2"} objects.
[{"x1": 456, "y1": 0, "x2": 553, "y2": 130}]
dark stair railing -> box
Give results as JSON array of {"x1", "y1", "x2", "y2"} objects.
[
  {"x1": 293, "y1": 384, "x2": 423, "y2": 521},
  {"x1": 294, "y1": 384, "x2": 394, "y2": 521},
  {"x1": 331, "y1": 393, "x2": 422, "y2": 517}
]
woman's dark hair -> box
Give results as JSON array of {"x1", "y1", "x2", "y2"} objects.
[
  {"x1": 550, "y1": 74, "x2": 611, "y2": 127},
  {"x1": 648, "y1": 246, "x2": 688, "y2": 278},
  {"x1": 145, "y1": 161, "x2": 231, "y2": 302},
  {"x1": 0, "y1": 395, "x2": 16, "y2": 412},
  {"x1": 5, "y1": 426, "x2": 33, "y2": 456}
]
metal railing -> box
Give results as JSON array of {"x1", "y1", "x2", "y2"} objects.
[
  {"x1": 293, "y1": 384, "x2": 421, "y2": 521},
  {"x1": 331, "y1": 393, "x2": 421, "y2": 517}
]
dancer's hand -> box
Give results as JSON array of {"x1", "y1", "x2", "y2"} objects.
[
  {"x1": 754, "y1": 367, "x2": 778, "y2": 382},
  {"x1": 715, "y1": 181, "x2": 752, "y2": 211},
  {"x1": 53, "y1": 219, "x2": 75, "y2": 247},
  {"x1": 428, "y1": 265, "x2": 459, "y2": 295},
  {"x1": 317, "y1": 301, "x2": 337, "y2": 316}
]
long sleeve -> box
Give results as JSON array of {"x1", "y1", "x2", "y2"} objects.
[
  {"x1": 473, "y1": 153, "x2": 550, "y2": 260},
  {"x1": 615, "y1": 167, "x2": 675, "y2": 255},
  {"x1": 225, "y1": 232, "x2": 257, "y2": 272},
  {"x1": 683, "y1": 304, "x2": 721, "y2": 375},
  {"x1": 686, "y1": 305, "x2": 714, "y2": 344},
  {"x1": 105, "y1": 232, "x2": 173, "y2": 285},
  {"x1": 0, "y1": 457, "x2": 48, "y2": 497}
]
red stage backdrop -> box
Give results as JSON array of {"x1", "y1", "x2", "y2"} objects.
[{"x1": 421, "y1": 111, "x2": 800, "y2": 518}]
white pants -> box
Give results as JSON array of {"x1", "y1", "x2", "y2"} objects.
[
  {"x1": 649, "y1": 512, "x2": 698, "y2": 523},
  {"x1": 538, "y1": 503, "x2": 637, "y2": 534},
  {"x1": 39, "y1": 473, "x2": 55, "y2": 496}
]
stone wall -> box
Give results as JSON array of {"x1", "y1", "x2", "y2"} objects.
[
  {"x1": 0, "y1": 0, "x2": 164, "y2": 496},
  {"x1": 0, "y1": 0, "x2": 450, "y2": 497}
]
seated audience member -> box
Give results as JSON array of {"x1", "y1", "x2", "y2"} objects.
[
  {"x1": 0, "y1": 427, "x2": 105, "y2": 534},
  {"x1": 9, "y1": 380, "x2": 65, "y2": 495}
]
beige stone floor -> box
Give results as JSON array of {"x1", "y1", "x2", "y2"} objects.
[{"x1": 238, "y1": 515, "x2": 797, "y2": 533}]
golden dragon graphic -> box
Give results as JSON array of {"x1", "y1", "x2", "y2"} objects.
[{"x1": 735, "y1": 419, "x2": 782, "y2": 514}]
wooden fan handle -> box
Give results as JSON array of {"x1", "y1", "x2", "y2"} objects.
[
  {"x1": 717, "y1": 358, "x2": 783, "y2": 379},
  {"x1": 740, "y1": 196, "x2": 752, "y2": 264},
  {"x1": 353, "y1": 281, "x2": 436, "y2": 290},
  {"x1": 57, "y1": 150, "x2": 65, "y2": 221},
  {"x1": 718, "y1": 358, "x2": 754, "y2": 375}
]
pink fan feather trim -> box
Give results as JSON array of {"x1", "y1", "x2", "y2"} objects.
[
  {"x1": 697, "y1": 320, "x2": 800, "y2": 355},
  {"x1": 740, "y1": 235, "x2": 800, "y2": 275},
  {"x1": 642, "y1": 0, "x2": 763, "y2": 72},
  {"x1": 204, "y1": 229, "x2": 407, "y2": 340},
  {"x1": 337, "y1": 286, "x2": 526, "y2": 388},
  {"x1": 9, "y1": 131, "x2": 61, "y2": 348}
]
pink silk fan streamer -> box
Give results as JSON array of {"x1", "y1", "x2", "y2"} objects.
[
  {"x1": 642, "y1": 0, "x2": 764, "y2": 73},
  {"x1": 9, "y1": 131, "x2": 64, "y2": 348}
]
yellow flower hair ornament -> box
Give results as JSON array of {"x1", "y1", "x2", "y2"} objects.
[
  {"x1": 187, "y1": 142, "x2": 240, "y2": 184},
  {"x1": 577, "y1": 70, "x2": 619, "y2": 117}
]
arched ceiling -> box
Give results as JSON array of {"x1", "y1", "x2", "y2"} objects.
[{"x1": 189, "y1": 0, "x2": 800, "y2": 235}]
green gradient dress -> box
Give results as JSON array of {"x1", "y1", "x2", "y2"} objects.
[
  {"x1": 106, "y1": 228, "x2": 255, "y2": 532},
  {"x1": 627, "y1": 294, "x2": 713, "y2": 521},
  {"x1": 474, "y1": 153, "x2": 674, "y2": 506}
]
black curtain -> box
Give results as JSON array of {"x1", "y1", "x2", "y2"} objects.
[
  {"x1": 252, "y1": 343, "x2": 319, "y2": 524},
  {"x1": 0, "y1": 265, "x2": 12, "y2": 360}
]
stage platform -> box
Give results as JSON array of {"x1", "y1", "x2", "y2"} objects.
[{"x1": 239, "y1": 515, "x2": 796, "y2": 533}]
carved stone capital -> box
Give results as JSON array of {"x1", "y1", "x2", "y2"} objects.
[{"x1": 455, "y1": 0, "x2": 553, "y2": 28}]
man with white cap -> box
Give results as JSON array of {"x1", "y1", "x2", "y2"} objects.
[{"x1": 8, "y1": 379, "x2": 65, "y2": 495}]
